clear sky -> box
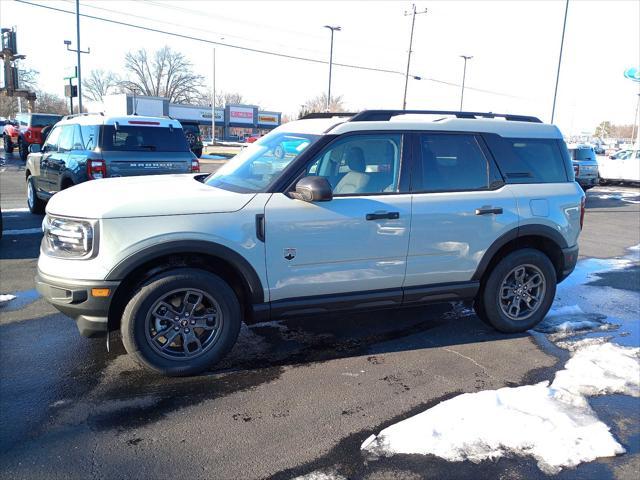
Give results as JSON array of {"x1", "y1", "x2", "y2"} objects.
[{"x1": 1, "y1": 0, "x2": 639, "y2": 135}]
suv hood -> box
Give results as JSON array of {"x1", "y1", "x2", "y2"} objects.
[{"x1": 46, "y1": 174, "x2": 256, "y2": 219}]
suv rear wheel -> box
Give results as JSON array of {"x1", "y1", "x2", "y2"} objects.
[
  {"x1": 3, "y1": 135, "x2": 13, "y2": 153},
  {"x1": 474, "y1": 248, "x2": 556, "y2": 333},
  {"x1": 121, "y1": 268, "x2": 241, "y2": 376}
]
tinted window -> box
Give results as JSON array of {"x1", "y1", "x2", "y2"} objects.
[
  {"x1": 100, "y1": 125, "x2": 189, "y2": 152},
  {"x1": 31, "y1": 115, "x2": 62, "y2": 128},
  {"x1": 569, "y1": 148, "x2": 595, "y2": 161},
  {"x1": 306, "y1": 133, "x2": 402, "y2": 195},
  {"x1": 418, "y1": 133, "x2": 489, "y2": 192},
  {"x1": 80, "y1": 125, "x2": 99, "y2": 150},
  {"x1": 508, "y1": 139, "x2": 568, "y2": 182},
  {"x1": 58, "y1": 125, "x2": 75, "y2": 152},
  {"x1": 43, "y1": 126, "x2": 62, "y2": 151}
]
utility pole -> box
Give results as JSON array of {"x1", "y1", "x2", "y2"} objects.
[
  {"x1": 551, "y1": 0, "x2": 569, "y2": 124},
  {"x1": 323, "y1": 25, "x2": 341, "y2": 111},
  {"x1": 459, "y1": 55, "x2": 473, "y2": 111},
  {"x1": 64, "y1": 1, "x2": 89, "y2": 114},
  {"x1": 402, "y1": 4, "x2": 427, "y2": 110},
  {"x1": 212, "y1": 47, "x2": 216, "y2": 144}
]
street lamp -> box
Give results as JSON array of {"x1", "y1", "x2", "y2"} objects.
[
  {"x1": 323, "y1": 25, "x2": 341, "y2": 111},
  {"x1": 459, "y1": 55, "x2": 473, "y2": 111}
]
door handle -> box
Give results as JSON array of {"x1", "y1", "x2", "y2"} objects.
[
  {"x1": 475, "y1": 207, "x2": 503, "y2": 215},
  {"x1": 366, "y1": 211, "x2": 400, "y2": 221}
]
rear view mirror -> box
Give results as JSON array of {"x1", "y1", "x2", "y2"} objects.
[
  {"x1": 28, "y1": 144, "x2": 41, "y2": 154},
  {"x1": 291, "y1": 176, "x2": 333, "y2": 202}
]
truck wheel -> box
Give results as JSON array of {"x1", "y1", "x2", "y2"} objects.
[
  {"x1": 18, "y1": 139, "x2": 28, "y2": 161},
  {"x1": 121, "y1": 268, "x2": 241, "y2": 376},
  {"x1": 27, "y1": 176, "x2": 46, "y2": 214},
  {"x1": 3, "y1": 135, "x2": 13, "y2": 153},
  {"x1": 473, "y1": 248, "x2": 556, "y2": 333}
]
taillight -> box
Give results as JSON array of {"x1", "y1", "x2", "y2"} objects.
[
  {"x1": 573, "y1": 164, "x2": 579, "y2": 177},
  {"x1": 580, "y1": 196, "x2": 585, "y2": 230},
  {"x1": 87, "y1": 159, "x2": 107, "y2": 179},
  {"x1": 191, "y1": 159, "x2": 200, "y2": 173},
  {"x1": 25, "y1": 129, "x2": 33, "y2": 141}
]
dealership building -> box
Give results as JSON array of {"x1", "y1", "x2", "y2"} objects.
[{"x1": 102, "y1": 94, "x2": 282, "y2": 140}]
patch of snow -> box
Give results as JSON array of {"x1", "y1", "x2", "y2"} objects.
[
  {"x1": 534, "y1": 305, "x2": 616, "y2": 338},
  {"x1": 292, "y1": 471, "x2": 347, "y2": 480},
  {"x1": 362, "y1": 382, "x2": 625, "y2": 474},
  {"x1": 552, "y1": 343, "x2": 640, "y2": 398},
  {"x1": 0, "y1": 294, "x2": 17, "y2": 305},
  {"x1": 555, "y1": 336, "x2": 613, "y2": 352}
]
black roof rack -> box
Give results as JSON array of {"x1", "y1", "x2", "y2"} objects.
[
  {"x1": 300, "y1": 112, "x2": 357, "y2": 120},
  {"x1": 349, "y1": 110, "x2": 542, "y2": 123}
]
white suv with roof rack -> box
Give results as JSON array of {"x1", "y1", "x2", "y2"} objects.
[{"x1": 36, "y1": 109, "x2": 585, "y2": 376}]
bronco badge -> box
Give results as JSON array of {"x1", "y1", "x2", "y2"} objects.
[{"x1": 283, "y1": 248, "x2": 296, "y2": 261}]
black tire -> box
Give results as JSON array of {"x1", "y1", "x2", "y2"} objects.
[
  {"x1": 473, "y1": 248, "x2": 556, "y2": 333},
  {"x1": 3, "y1": 135, "x2": 14, "y2": 153},
  {"x1": 26, "y1": 175, "x2": 46, "y2": 214},
  {"x1": 120, "y1": 268, "x2": 241, "y2": 376},
  {"x1": 18, "y1": 138, "x2": 28, "y2": 161}
]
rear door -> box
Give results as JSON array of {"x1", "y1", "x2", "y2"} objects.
[
  {"x1": 100, "y1": 123, "x2": 192, "y2": 177},
  {"x1": 405, "y1": 132, "x2": 519, "y2": 293}
]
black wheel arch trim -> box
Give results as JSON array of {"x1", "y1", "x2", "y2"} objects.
[
  {"x1": 105, "y1": 240, "x2": 264, "y2": 303},
  {"x1": 472, "y1": 224, "x2": 569, "y2": 281}
]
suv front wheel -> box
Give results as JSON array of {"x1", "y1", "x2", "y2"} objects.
[
  {"x1": 121, "y1": 268, "x2": 242, "y2": 376},
  {"x1": 474, "y1": 248, "x2": 556, "y2": 333}
]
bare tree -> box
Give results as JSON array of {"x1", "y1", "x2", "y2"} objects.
[
  {"x1": 17, "y1": 66, "x2": 39, "y2": 92},
  {"x1": 83, "y1": 69, "x2": 120, "y2": 102},
  {"x1": 299, "y1": 93, "x2": 346, "y2": 118},
  {"x1": 120, "y1": 46, "x2": 205, "y2": 104},
  {"x1": 34, "y1": 91, "x2": 69, "y2": 115}
]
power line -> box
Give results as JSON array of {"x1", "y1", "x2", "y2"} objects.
[{"x1": 14, "y1": 0, "x2": 531, "y2": 100}]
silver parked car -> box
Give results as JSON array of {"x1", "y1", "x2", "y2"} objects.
[{"x1": 567, "y1": 145, "x2": 599, "y2": 190}]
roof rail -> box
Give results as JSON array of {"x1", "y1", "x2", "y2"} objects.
[
  {"x1": 62, "y1": 112, "x2": 104, "y2": 121},
  {"x1": 300, "y1": 112, "x2": 357, "y2": 120},
  {"x1": 349, "y1": 110, "x2": 543, "y2": 123}
]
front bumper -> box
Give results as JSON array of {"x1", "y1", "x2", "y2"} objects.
[
  {"x1": 558, "y1": 245, "x2": 579, "y2": 282},
  {"x1": 35, "y1": 271, "x2": 120, "y2": 337}
]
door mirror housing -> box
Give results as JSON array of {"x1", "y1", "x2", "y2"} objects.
[
  {"x1": 28, "y1": 143, "x2": 41, "y2": 154},
  {"x1": 291, "y1": 176, "x2": 333, "y2": 202}
]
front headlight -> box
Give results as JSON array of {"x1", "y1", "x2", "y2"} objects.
[{"x1": 42, "y1": 215, "x2": 97, "y2": 259}]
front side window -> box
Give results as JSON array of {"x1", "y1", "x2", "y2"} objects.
[
  {"x1": 43, "y1": 126, "x2": 62, "y2": 152},
  {"x1": 419, "y1": 133, "x2": 489, "y2": 192},
  {"x1": 100, "y1": 125, "x2": 189, "y2": 152},
  {"x1": 305, "y1": 133, "x2": 402, "y2": 195},
  {"x1": 205, "y1": 131, "x2": 319, "y2": 193},
  {"x1": 57, "y1": 125, "x2": 75, "y2": 152}
]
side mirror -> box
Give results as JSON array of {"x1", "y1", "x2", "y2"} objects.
[
  {"x1": 28, "y1": 144, "x2": 41, "y2": 154},
  {"x1": 291, "y1": 176, "x2": 333, "y2": 202}
]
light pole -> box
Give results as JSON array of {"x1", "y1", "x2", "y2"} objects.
[
  {"x1": 212, "y1": 47, "x2": 216, "y2": 144},
  {"x1": 323, "y1": 25, "x2": 341, "y2": 111},
  {"x1": 459, "y1": 55, "x2": 473, "y2": 111},
  {"x1": 402, "y1": 4, "x2": 428, "y2": 109},
  {"x1": 64, "y1": 0, "x2": 89, "y2": 114},
  {"x1": 551, "y1": 0, "x2": 569, "y2": 123}
]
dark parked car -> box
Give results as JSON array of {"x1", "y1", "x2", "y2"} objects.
[
  {"x1": 568, "y1": 144, "x2": 599, "y2": 190},
  {"x1": 25, "y1": 114, "x2": 200, "y2": 214},
  {"x1": 181, "y1": 121, "x2": 203, "y2": 158}
]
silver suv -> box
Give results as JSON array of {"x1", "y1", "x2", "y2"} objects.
[{"x1": 36, "y1": 110, "x2": 585, "y2": 376}]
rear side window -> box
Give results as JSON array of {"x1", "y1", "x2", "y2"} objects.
[
  {"x1": 100, "y1": 125, "x2": 189, "y2": 152},
  {"x1": 483, "y1": 135, "x2": 570, "y2": 183},
  {"x1": 417, "y1": 133, "x2": 489, "y2": 192}
]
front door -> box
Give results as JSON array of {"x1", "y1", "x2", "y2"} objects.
[
  {"x1": 264, "y1": 132, "x2": 412, "y2": 304},
  {"x1": 37, "y1": 125, "x2": 63, "y2": 195}
]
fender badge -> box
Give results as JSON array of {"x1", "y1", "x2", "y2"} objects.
[{"x1": 284, "y1": 248, "x2": 296, "y2": 261}]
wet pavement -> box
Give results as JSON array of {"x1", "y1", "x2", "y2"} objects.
[{"x1": 1, "y1": 148, "x2": 639, "y2": 479}]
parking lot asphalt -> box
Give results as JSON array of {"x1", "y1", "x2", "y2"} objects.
[{"x1": 1, "y1": 148, "x2": 639, "y2": 479}]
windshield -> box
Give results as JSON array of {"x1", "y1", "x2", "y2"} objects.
[
  {"x1": 101, "y1": 125, "x2": 189, "y2": 152},
  {"x1": 205, "y1": 131, "x2": 320, "y2": 193},
  {"x1": 31, "y1": 115, "x2": 62, "y2": 128}
]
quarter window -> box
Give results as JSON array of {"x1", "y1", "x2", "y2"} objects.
[
  {"x1": 306, "y1": 133, "x2": 402, "y2": 195},
  {"x1": 418, "y1": 133, "x2": 489, "y2": 192},
  {"x1": 506, "y1": 139, "x2": 568, "y2": 182}
]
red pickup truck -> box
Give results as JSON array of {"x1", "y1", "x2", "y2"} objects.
[{"x1": 3, "y1": 113, "x2": 63, "y2": 160}]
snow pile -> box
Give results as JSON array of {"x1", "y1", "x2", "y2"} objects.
[
  {"x1": 555, "y1": 336, "x2": 613, "y2": 352},
  {"x1": 534, "y1": 305, "x2": 614, "y2": 337},
  {"x1": 362, "y1": 342, "x2": 639, "y2": 473},
  {"x1": 0, "y1": 294, "x2": 17, "y2": 305},
  {"x1": 292, "y1": 471, "x2": 346, "y2": 480},
  {"x1": 552, "y1": 343, "x2": 640, "y2": 397}
]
